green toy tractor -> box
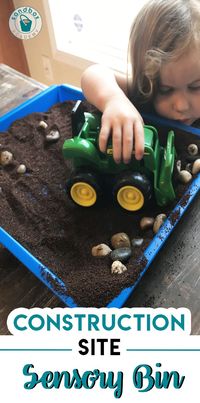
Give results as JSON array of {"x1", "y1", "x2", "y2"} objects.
[{"x1": 62, "y1": 101, "x2": 176, "y2": 211}]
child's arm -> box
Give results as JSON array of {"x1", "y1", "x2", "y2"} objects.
[{"x1": 81, "y1": 64, "x2": 144, "y2": 163}]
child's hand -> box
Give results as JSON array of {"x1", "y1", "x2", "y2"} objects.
[{"x1": 99, "y1": 95, "x2": 144, "y2": 163}]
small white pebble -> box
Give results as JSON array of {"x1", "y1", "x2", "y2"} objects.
[
  {"x1": 46, "y1": 130, "x2": 60, "y2": 142},
  {"x1": 92, "y1": 243, "x2": 112, "y2": 257},
  {"x1": 178, "y1": 170, "x2": 192, "y2": 184},
  {"x1": 38, "y1": 120, "x2": 48, "y2": 129},
  {"x1": 176, "y1": 160, "x2": 182, "y2": 173},
  {"x1": 17, "y1": 164, "x2": 26, "y2": 174},
  {"x1": 0, "y1": 151, "x2": 13, "y2": 166},
  {"x1": 131, "y1": 238, "x2": 144, "y2": 247},
  {"x1": 111, "y1": 260, "x2": 127, "y2": 274},
  {"x1": 153, "y1": 214, "x2": 167, "y2": 234},
  {"x1": 192, "y1": 159, "x2": 200, "y2": 175},
  {"x1": 187, "y1": 143, "x2": 198, "y2": 156}
]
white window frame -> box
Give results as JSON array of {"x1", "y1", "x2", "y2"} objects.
[
  {"x1": 44, "y1": 0, "x2": 149, "y2": 73},
  {"x1": 43, "y1": 0, "x2": 92, "y2": 72}
]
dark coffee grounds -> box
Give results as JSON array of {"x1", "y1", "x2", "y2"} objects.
[{"x1": 0, "y1": 101, "x2": 199, "y2": 307}]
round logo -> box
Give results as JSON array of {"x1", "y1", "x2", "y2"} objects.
[{"x1": 9, "y1": 7, "x2": 42, "y2": 40}]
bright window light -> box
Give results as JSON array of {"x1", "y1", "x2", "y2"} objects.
[{"x1": 48, "y1": 0, "x2": 149, "y2": 72}]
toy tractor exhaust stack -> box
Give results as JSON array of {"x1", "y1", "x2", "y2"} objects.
[{"x1": 71, "y1": 100, "x2": 85, "y2": 136}]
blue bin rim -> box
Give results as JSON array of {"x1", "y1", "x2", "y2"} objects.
[{"x1": 0, "y1": 84, "x2": 200, "y2": 307}]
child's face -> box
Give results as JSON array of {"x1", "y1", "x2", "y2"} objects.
[{"x1": 153, "y1": 48, "x2": 200, "y2": 125}]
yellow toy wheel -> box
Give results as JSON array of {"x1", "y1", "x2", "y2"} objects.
[
  {"x1": 117, "y1": 185, "x2": 144, "y2": 211},
  {"x1": 113, "y1": 172, "x2": 152, "y2": 212},
  {"x1": 66, "y1": 171, "x2": 102, "y2": 207},
  {"x1": 70, "y1": 182, "x2": 97, "y2": 207}
]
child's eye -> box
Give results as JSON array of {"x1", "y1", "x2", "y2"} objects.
[
  {"x1": 158, "y1": 86, "x2": 173, "y2": 95},
  {"x1": 189, "y1": 86, "x2": 200, "y2": 91}
]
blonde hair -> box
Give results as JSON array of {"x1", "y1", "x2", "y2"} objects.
[{"x1": 128, "y1": 0, "x2": 200, "y2": 104}]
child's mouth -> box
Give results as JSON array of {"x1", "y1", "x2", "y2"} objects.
[{"x1": 178, "y1": 118, "x2": 193, "y2": 125}]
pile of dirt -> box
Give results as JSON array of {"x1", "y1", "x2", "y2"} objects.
[{"x1": 0, "y1": 100, "x2": 199, "y2": 306}]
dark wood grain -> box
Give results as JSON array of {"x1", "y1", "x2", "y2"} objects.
[
  {"x1": 0, "y1": 257, "x2": 64, "y2": 335},
  {"x1": 126, "y1": 192, "x2": 200, "y2": 334}
]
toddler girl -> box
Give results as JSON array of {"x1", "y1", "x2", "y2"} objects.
[{"x1": 81, "y1": 0, "x2": 200, "y2": 163}]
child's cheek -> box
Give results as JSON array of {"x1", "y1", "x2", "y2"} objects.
[{"x1": 153, "y1": 97, "x2": 167, "y2": 117}]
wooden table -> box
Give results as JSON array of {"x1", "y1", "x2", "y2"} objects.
[
  {"x1": 0, "y1": 65, "x2": 199, "y2": 335},
  {"x1": 127, "y1": 192, "x2": 200, "y2": 334}
]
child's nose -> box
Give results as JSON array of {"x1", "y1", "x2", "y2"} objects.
[{"x1": 172, "y1": 92, "x2": 190, "y2": 113}]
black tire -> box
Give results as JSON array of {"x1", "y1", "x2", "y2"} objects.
[
  {"x1": 66, "y1": 171, "x2": 102, "y2": 207},
  {"x1": 113, "y1": 171, "x2": 152, "y2": 211}
]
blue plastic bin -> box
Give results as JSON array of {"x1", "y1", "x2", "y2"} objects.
[{"x1": 0, "y1": 84, "x2": 200, "y2": 307}]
